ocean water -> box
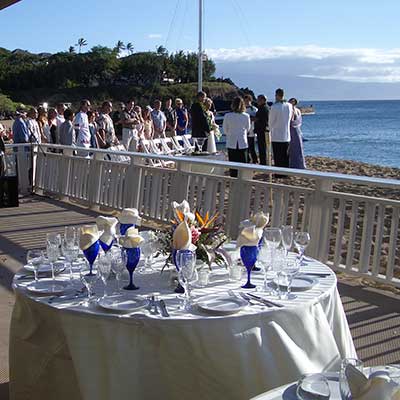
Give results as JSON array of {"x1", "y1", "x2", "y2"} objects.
[{"x1": 301, "y1": 100, "x2": 400, "y2": 168}]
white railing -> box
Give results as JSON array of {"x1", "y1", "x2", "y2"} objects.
[{"x1": 6, "y1": 143, "x2": 400, "y2": 287}]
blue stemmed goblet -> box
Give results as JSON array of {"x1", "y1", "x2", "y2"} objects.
[
  {"x1": 119, "y1": 223, "x2": 134, "y2": 236},
  {"x1": 83, "y1": 240, "x2": 100, "y2": 276},
  {"x1": 240, "y1": 245, "x2": 259, "y2": 289},
  {"x1": 123, "y1": 247, "x2": 141, "y2": 290},
  {"x1": 172, "y1": 249, "x2": 192, "y2": 293},
  {"x1": 99, "y1": 238, "x2": 114, "y2": 253}
]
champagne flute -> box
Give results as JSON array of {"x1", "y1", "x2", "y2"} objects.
[
  {"x1": 281, "y1": 225, "x2": 294, "y2": 256},
  {"x1": 122, "y1": 247, "x2": 141, "y2": 290},
  {"x1": 26, "y1": 249, "x2": 44, "y2": 282},
  {"x1": 257, "y1": 241, "x2": 272, "y2": 292},
  {"x1": 62, "y1": 239, "x2": 79, "y2": 280},
  {"x1": 294, "y1": 231, "x2": 311, "y2": 265},
  {"x1": 240, "y1": 245, "x2": 259, "y2": 289},
  {"x1": 79, "y1": 262, "x2": 99, "y2": 306},
  {"x1": 177, "y1": 250, "x2": 196, "y2": 310},
  {"x1": 98, "y1": 252, "x2": 111, "y2": 297},
  {"x1": 64, "y1": 226, "x2": 78, "y2": 246},
  {"x1": 110, "y1": 247, "x2": 125, "y2": 293},
  {"x1": 46, "y1": 233, "x2": 61, "y2": 280}
]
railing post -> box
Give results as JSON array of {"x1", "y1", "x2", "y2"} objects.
[
  {"x1": 169, "y1": 160, "x2": 190, "y2": 216},
  {"x1": 15, "y1": 145, "x2": 31, "y2": 195},
  {"x1": 124, "y1": 155, "x2": 143, "y2": 209},
  {"x1": 87, "y1": 152, "x2": 102, "y2": 211},
  {"x1": 226, "y1": 168, "x2": 253, "y2": 239},
  {"x1": 307, "y1": 178, "x2": 333, "y2": 260}
]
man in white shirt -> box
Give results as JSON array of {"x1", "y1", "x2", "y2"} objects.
[
  {"x1": 73, "y1": 99, "x2": 91, "y2": 148},
  {"x1": 268, "y1": 88, "x2": 293, "y2": 169},
  {"x1": 151, "y1": 99, "x2": 167, "y2": 138},
  {"x1": 26, "y1": 108, "x2": 41, "y2": 144},
  {"x1": 96, "y1": 101, "x2": 119, "y2": 147},
  {"x1": 56, "y1": 103, "x2": 66, "y2": 129}
]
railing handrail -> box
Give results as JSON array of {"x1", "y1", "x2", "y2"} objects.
[{"x1": 5, "y1": 142, "x2": 400, "y2": 189}]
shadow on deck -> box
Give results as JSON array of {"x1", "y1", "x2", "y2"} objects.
[{"x1": 0, "y1": 195, "x2": 399, "y2": 398}]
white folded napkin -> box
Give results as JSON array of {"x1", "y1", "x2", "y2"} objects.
[
  {"x1": 96, "y1": 216, "x2": 118, "y2": 245},
  {"x1": 119, "y1": 227, "x2": 144, "y2": 248},
  {"x1": 172, "y1": 220, "x2": 196, "y2": 251},
  {"x1": 171, "y1": 200, "x2": 195, "y2": 222},
  {"x1": 118, "y1": 208, "x2": 142, "y2": 226},
  {"x1": 346, "y1": 364, "x2": 400, "y2": 400},
  {"x1": 250, "y1": 211, "x2": 269, "y2": 229},
  {"x1": 237, "y1": 225, "x2": 262, "y2": 248},
  {"x1": 79, "y1": 225, "x2": 100, "y2": 250}
]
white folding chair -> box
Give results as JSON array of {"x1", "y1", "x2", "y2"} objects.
[{"x1": 182, "y1": 134, "x2": 195, "y2": 152}]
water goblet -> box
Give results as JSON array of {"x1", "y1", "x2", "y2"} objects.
[
  {"x1": 240, "y1": 245, "x2": 259, "y2": 289},
  {"x1": 281, "y1": 225, "x2": 294, "y2": 256},
  {"x1": 62, "y1": 240, "x2": 79, "y2": 280},
  {"x1": 138, "y1": 231, "x2": 156, "y2": 273},
  {"x1": 122, "y1": 247, "x2": 141, "y2": 290},
  {"x1": 64, "y1": 226, "x2": 78, "y2": 246},
  {"x1": 79, "y1": 262, "x2": 99, "y2": 307},
  {"x1": 264, "y1": 227, "x2": 282, "y2": 250},
  {"x1": 98, "y1": 253, "x2": 112, "y2": 297},
  {"x1": 110, "y1": 247, "x2": 125, "y2": 293},
  {"x1": 81, "y1": 225, "x2": 100, "y2": 276},
  {"x1": 281, "y1": 256, "x2": 300, "y2": 299},
  {"x1": 297, "y1": 373, "x2": 331, "y2": 400},
  {"x1": 177, "y1": 249, "x2": 196, "y2": 310},
  {"x1": 26, "y1": 249, "x2": 44, "y2": 282},
  {"x1": 294, "y1": 231, "x2": 311, "y2": 265},
  {"x1": 339, "y1": 358, "x2": 364, "y2": 400}
]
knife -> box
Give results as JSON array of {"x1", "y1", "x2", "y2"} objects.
[
  {"x1": 247, "y1": 293, "x2": 284, "y2": 308},
  {"x1": 303, "y1": 273, "x2": 330, "y2": 278},
  {"x1": 158, "y1": 300, "x2": 170, "y2": 317}
]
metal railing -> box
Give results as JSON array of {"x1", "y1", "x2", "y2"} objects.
[{"x1": 5, "y1": 143, "x2": 400, "y2": 287}]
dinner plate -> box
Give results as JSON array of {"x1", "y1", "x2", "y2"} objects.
[
  {"x1": 97, "y1": 294, "x2": 149, "y2": 312},
  {"x1": 196, "y1": 293, "x2": 248, "y2": 315},
  {"x1": 274, "y1": 275, "x2": 318, "y2": 291},
  {"x1": 26, "y1": 279, "x2": 71, "y2": 295}
]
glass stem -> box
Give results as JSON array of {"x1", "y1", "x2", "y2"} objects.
[
  {"x1": 69, "y1": 261, "x2": 73, "y2": 280},
  {"x1": 51, "y1": 262, "x2": 55, "y2": 280},
  {"x1": 116, "y1": 274, "x2": 121, "y2": 292},
  {"x1": 277, "y1": 272, "x2": 282, "y2": 299},
  {"x1": 129, "y1": 271, "x2": 133, "y2": 286},
  {"x1": 34, "y1": 269, "x2": 38, "y2": 282},
  {"x1": 247, "y1": 268, "x2": 251, "y2": 286},
  {"x1": 287, "y1": 276, "x2": 292, "y2": 299}
]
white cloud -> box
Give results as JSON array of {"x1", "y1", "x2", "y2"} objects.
[
  {"x1": 147, "y1": 33, "x2": 162, "y2": 39},
  {"x1": 206, "y1": 45, "x2": 400, "y2": 83}
]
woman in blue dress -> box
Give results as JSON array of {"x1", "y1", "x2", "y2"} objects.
[
  {"x1": 175, "y1": 98, "x2": 188, "y2": 135},
  {"x1": 288, "y1": 98, "x2": 306, "y2": 169}
]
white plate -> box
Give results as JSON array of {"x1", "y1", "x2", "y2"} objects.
[
  {"x1": 24, "y1": 263, "x2": 65, "y2": 274},
  {"x1": 274, "y1": 275, "x2": 318, "y2": 291},
  {"x1": 97, "y1": 294, "x2": 149, "y2": 312},
  {"x1": 196, "y1": 294, "x2": 248, "y2": 315},
  {"x1": 26, "y1": 279, "x2": 71, "y2": 295}
]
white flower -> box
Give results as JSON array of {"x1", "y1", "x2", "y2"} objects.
[
  {"x1": 79, "y1": 225, "x2": 100, "y2": 250},
  {"x1": 119, "y1": 208, "x2": 142, "y2": 226},
  {"x1": 171, "y1": 200, "x2": 195, "y2": 222},
  {"x1": 120, "y1": 227, "x2": 144, "y2": 248}
]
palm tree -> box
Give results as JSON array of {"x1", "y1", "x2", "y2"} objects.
[
  {"x1": 114, "y1": 40, "x2": 125, "y2": 55},
  {"x1": 76, "y1": 38, "x2": 88, "y2": 53},
  {"x1": 126, "y1": 42, "x2": 134, "y2": 55},
  {"x1": 68, "y1": 46, "x2": 76, "y2": 54},
  {"x1": 156, "y1": 45, "x2": 167, "y2": 56}
]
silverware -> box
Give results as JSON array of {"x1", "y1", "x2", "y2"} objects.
[
  {"x1": 239, "y1": 291, "x2": 267, "y2": 307},
  {"x1": 304, "y1": 273, "x2": 330, "y2": 278},
  {"x1": 247, "y1": 293, "x2": 284, "y2": 308},
  {"x1": 158, "y1": 300, "x2": 170, "y2": 317},
  {"x1": 150, "y1": 295, "x2": 159, "y2": 315}
]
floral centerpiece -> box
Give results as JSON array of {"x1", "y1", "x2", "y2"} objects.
[{"x1": 157, "y1": 200, "x2": 229, "y2": 270}]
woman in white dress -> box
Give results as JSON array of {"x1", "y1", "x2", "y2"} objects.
[
  {"x1": 222, "y1": 97, "x2": 251, "y2": 177},
  {"x1": 204, "y1": 98, "x2": 217, "y2": 153}
]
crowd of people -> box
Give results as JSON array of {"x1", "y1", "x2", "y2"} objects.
[{"x1": 5, "y1": 88, "x2": 306, "y2": 175}]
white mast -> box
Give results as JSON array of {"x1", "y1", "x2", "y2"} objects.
[{"x1": 198, "y1": 0, "x2": 203, "y2": 92}]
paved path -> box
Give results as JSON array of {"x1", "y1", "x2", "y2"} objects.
[{"x1": 0, "y1": 196, "x2": 399, "y2": 399}]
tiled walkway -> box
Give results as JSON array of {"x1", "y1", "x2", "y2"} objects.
[{"x1": 0, "y1": 196, "x2": 399, "y2": 398}]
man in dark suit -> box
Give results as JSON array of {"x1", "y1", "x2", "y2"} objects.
[
  {"x1": 190, "y1": 91, "x2": 210, "y2": 151},
  {"x1": 254, "y1": 95, "x2": 269, "y2": 165}
]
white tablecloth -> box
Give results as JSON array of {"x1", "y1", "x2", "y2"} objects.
[{"x1": 10, "y1": 257, "x2": 356, "y2": 400}]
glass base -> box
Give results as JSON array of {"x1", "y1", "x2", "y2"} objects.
[
  {"x1": 85, "y1": 272, "x2": 95, "y2": 276},
  {"x1": 124, "y1": 284, "x2": 139, "y2": 290},
  {"x1": 252, "y1": 266, "x2": 261, "y2": 272},
  {"x1": 174, "y1": 283, "x2": 185, "y2": 294},
  {"x1": 242, "y1": 282, "x2": 256, "y2": 289}
]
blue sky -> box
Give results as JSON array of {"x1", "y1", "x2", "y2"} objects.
[{"x1": 2, "y1": 0, "x2": 400, "y2": 99}]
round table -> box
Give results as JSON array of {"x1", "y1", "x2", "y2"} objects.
[{"x1": 10, "y1": 255, "x2": 356, "y2": 400}]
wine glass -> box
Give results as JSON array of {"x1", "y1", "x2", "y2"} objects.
[
  {"x1": 138, "y1": 231, "x2": 156, "y2": 274},
  {"x1": 79, "y1": 262, "x2": 99, "y2": 307},
  {"x1": 195, "y1": 137, "x2": 205, "y2": 152},
  {"x1": 294, "y1": 231, "x2": 311, "y2": 265},
  {"x1": 281, "y1": 257, "x2": 300, "y2": 299},
  {"x1": 177, "y1": 249, "x2": 196, "y2": 310},
  {"x1": 64, "y1": 226, "x2": 78, "y2": 246},
  {"x1": 110, "y1": 247, "x2": 125, "y2": 293},
  {"x1": 297, "y1": 373, "x2": 331, "y2": 400},
  {"x1": 339, "y1": 358, "x2": 364, "y2": 400},
  {"x1": 281, "y1": 225, "x2": 294, "y2": 256},
  {"x1": 264, "y1": 228, "x2": 282, "y2": 249},
  {"x1": 98, "y1": 253, "x2": 112, "y2": 297},
  {"x1": 26, "y1": 249, "x2": 44, "y2": 282},
  {"x1": 62, "y1": 239, "x2": 79, "y2": 280},
  {"x1": 122, "y1": 247, "x2": 141, "y2": 290},
  {"x1": 257, "y1": 241, "x2": 272, "y2": 292},
  {"x1": 46, "y1": 233, "x2": 61, "y2": 280},
  {"x1": 240, "y1": 245, "x2": 259, "y2": 289}
]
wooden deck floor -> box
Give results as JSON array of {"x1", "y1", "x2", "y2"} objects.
[{"x1": 0, "y1": 196, "x2": 399, "y2": 397}]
